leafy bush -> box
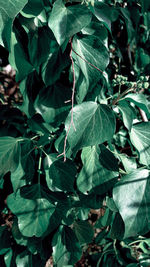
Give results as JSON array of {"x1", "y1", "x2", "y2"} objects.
[{"x1": 0, "y1": 0, "x2": 150, "y2": 266}]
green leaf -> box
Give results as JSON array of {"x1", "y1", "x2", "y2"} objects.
[
  {"x1": 21, "y1": 0, "x2": 44, "y2": 17},
  {"x1": 113, "y1": 169, "x2": 150, "y2": 238},
  {"x1": 52, "y1": 225, "x2": 82, "y2": 266},
  {"x1": 49, "y1": 158, "x2": 76, "y2": 192},
  {"x1": 73, "y1": 220, "x2": 94, "y2": 245},
  {"x1": 0, "y1": 0, "x2": 28, "y2": 50},
  {"x1": 9, "y1": 31, "x2": 33, "y2": 81},
  {"x1": 130, "y1": 122, "x2": 150, "y2": 166},
  {"x1": 16, "y1": 250, "x2": 45, "y2": 267},
  {"x1": 34, "y1": 84, "x2": 71, "y2": 127},
  {"x1": 124, "y1": 93, "x2": 150, "y2": 118},
  {"x1": 41, "y1": 47, "x2": 70, "y2": 86},
  {"x1": 72, "y1": 35, "x2": 109, "y2": 102},
  {"x1": 28, "y1": 27, "x2": 54, "y2": 67},
  {"x1": 118, "y1": 100, "x2": 135, "y2": 131},
  {"x1": 0, "y1": 136, "x2": 20, "y2": 177},
  {"x1": 7, "y1": 185, "x2": 56, "y2": 237},
  {"x1": 48, "y1": 0, "x2": 92, "y2": 45},
  {"x1": 65, "y1": 102, "x2": 116, "y2": 153},
  {"x1": 11, "y1": 161, "x2": 25, "y2": 192},
  {"x1": 77, "y1": 146, "x2": 118, "y2": 193},
  {"x1": 92, "y1": 2, "x2": 118, "y2": 31}
]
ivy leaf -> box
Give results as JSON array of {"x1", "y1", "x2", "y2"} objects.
[
  {"x1": 77, "y1": 146, "x2": 118, "y2": 193},
  {"x1": 0, "y1": 0, "x2": 28, "y2": 50},
  {"x1": 130, "y1": 122, "x2": 150, "y2": 166},
  {"x1": 118, "y1": 100, "x2": 135, "y2": 131},
  {"x1": 113, "y1": 169, "x2": 150, "y2": 238},
  {"x1": 49, "y1": 158, "x2": 76, "y2": 192},
  {"x1": 92, "y1": 2, "x2": 118, "y2": 32},
  {"x1": 72, "y1": 35, "x2": 109, "y2": 102},
  {"x1": 9, "y1": 31, "x2": 33, "y2": 81},
  {"x1": 48, "y1": 0, "x2": 91, "y2": 45},
  {"x1": 7, "y1": 185, "x2": 56, "y2": 237},
  {"x1": 124, "y1": 93, "x2": 150, "y2": 118},
  {"x1": 52, "y1": 225, "x2": 82, "y2": 266},
  {"x1": 0, "y1": 136, "x2": 20, "y2": 177},
  {"x1": 65, "y1": 102, "x2": 116, "y2": 153},
  {"x1": 34, "y1": 84, "x2": 71, "y2": 127},
  {"x1": 73, "y1": 220, "x2": 94, "y2": 245}
]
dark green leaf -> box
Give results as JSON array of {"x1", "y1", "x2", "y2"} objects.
[
  {"x1": 118, "y1": 100, "x2": 135, "y2": 131},
  {"x1": 34, "y1": 84, "x2": 71, "y2": 127},
  {"x1": 124, "y1": 93, "x2": 150, "y2": 118},
  {"x1": 92, "y1": 2, "x2": 118, "y2": 31},
  {"x1": 73, "y1": 220, "x2": 94, "y2": 245},
  {"x1": 7, "y1": 185, "x2": 56, "y2": 237},
  {"x1": 0, "y1": 136, "x2": 20, "y2": 177},
  {"x1": 0, "y1": 0, "x2": 28, "y2": 50},
  {"x1": 77, "y1": 146, "x2": 118, "y2": 193},
  {"x1": 52, "y1": 225, "x2": 82, "y2": 266},
  {"x1": 48, "y1": 0, "x2": 92, "y2": 45},
  {"x1": 9, "y1": 31, "x2": 33, "y2": 81},
  {"x1": 72, "y1": 35, "x2": 109, "y2": 102},
  {"x1": 65, "y1": 102, "x2": 116, "y2": 153},
  {"x1": 130, "y1": 122, "x2": 150, "y2": 166},
  {"x1": 49, "y1": 158, "x2": 76, "y2": 192},
  {"x1": 113, "y1": 169, "x2": 150, "y2": 238}
]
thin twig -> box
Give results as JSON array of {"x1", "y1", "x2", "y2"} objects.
[
  {"x1": 72, "y1": 47, "x2": 103, "y2": 73},
  {"x1": 58, "y1": 38, "x2": 76, "y2": 162}
]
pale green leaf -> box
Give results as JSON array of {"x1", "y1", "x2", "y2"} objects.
[{"x1": 124, "y1": 93, "x2": 150, "y2": 118}]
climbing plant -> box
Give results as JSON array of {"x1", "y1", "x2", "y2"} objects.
[{"x1": 0, "y1": 0, "x2": 150, "y2": 266}]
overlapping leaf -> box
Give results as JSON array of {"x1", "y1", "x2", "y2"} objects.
[
  {"x1": 113, "y1": 169, "x2": 150, "y2": 238},
  {"x1": 48, "y1": 0, "x2": 92, "y2": 45},
  {"x1": 72, "y1": 35, "x2": 109, "y2": 102},
  {"x1": 130, "y1": 122, "x2": 150, "y2": 166},
  {"x1": 77, "y1": 146, "x2": 118, "y2": 193},
  {"x1": 7, "y1": 185, "x2": 56, "y2": 237},
  {"x1": 0, "y1": 0, "x2": 28, "y2": 50},
  {"x1": 0, "y1": 136, "x2": 20, "y2": 177},
  {"x1": 52, "y1": 225, "x2": 82, "y2": 266},
  {"x1": 65, "y1": 102, "x2": 116, "y2": 152}
]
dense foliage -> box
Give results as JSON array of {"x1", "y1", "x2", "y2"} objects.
[{"x1": 0, "y1": 0, "x2": 150, "y2": 266}]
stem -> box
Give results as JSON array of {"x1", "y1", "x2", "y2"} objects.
[
  {"x1": 38, "y1": 150, "x2": 42, "y2": 184},
  {"x1": 112, "y1": 87, "x2": 135, "y2": 105},
  {"x1": 58, "y1": 38, "x2": 76, "y2": 162},
  {"x1": 72, "y1": 47, "x2": 103, "y2": 73},
  {"x1": 138, "y1": 108, "x2": 148, "y2": 122}
]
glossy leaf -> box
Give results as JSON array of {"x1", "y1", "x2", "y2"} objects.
[
  {"x1": 130, "y1": 122, "x2": 150, "y2": 166},
  {"x1": 48, "y1": 0, "x2": 91, "y2": 45},
  {"x1": 52, "y1": 225, "x2": 82, "y2": 266},
  {"x1": 92, "y1": 2, "x2": 118, "y2": 31},
  {"x1": 0, "y1": 136, "x2": 20, "y2": 177},
  {"x1": 34, "y1": 84, "x2": 71, "y2": 127},
  {"x1": 77, "y1": 146, "x2": 118, "y2": 193},
  {"x1": 72, "y1": 35, "x2": 109, "y2": 102},
  {"x1": 49, "y1": 158, "x2": 76, "y2": 192},
  {"x1": 113, "y1": 169, "x2": 150, "y2": 238},
  {"x1": 7, "y1": 185, "x2": 56, "y2": 237},
  {"x1": 65, "y1": 102, "x2": 116, "y2": 152},
  {"x1": 0, "y1": 0, "x2": 28, "y2": 50},
  {"x1": 124, "y1": 93, "x2": 150, "y2": 118},
  {"x1": 118, "y1": 100, "x2": 135, "y2": 131}
]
